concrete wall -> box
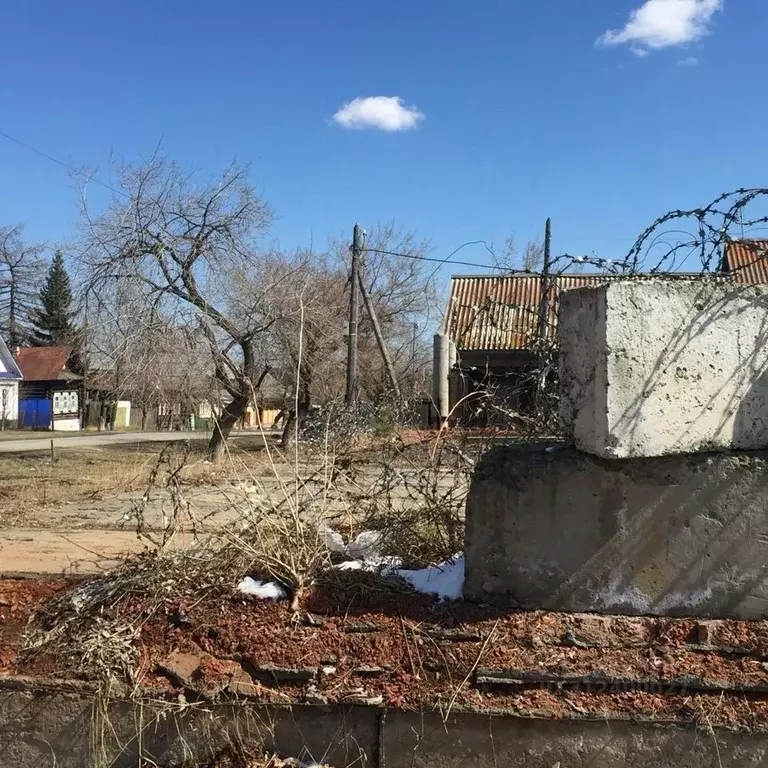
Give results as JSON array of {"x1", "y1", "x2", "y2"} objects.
[
  {"x1": 559, "y1": 280, "x2": 768, "y2": 458},
  {"x1": 464, "y1": 444, "x2": 768, "y2": 619},
  {"x1": 2, "y1": 681, "x2": 768, "y2": 768}
]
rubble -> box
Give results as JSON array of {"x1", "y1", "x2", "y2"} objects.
[{"x1": 7, "y1": 575, "x2": 768, "y2": 730}]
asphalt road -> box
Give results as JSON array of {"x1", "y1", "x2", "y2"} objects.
[{"x1": 0, "y1": 430, "x2": 272, "y2": 454}]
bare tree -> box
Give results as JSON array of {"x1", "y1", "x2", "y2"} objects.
[
  {"x1": 495, "y1": 235, "x2": 544, "y2": 273},
  {"x1": 87, "y1": 286, "x2": 213, "y2": 429},
  {"x1": 0, "y1": 225, "x2": 46, "y2": 347},
  {"x1": 80, "y1": 156, "x2": 278, "y2": 459},
  {"x1": 265, "y1": 251, "x2": 348, "y2": 444}
]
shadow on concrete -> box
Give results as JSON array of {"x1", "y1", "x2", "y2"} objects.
[
  {"x1": 464, "y1": 444, "x2": 768, "y2": 619},
  {"x1": 602, "y1": 282, "x2": 768, "y2": 455}
]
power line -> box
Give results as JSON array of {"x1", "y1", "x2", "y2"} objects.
[
  {"x1": 0, "y1": 128, "x2": 126, "y2": 198},
  {"x1": 362, "y1": 247, "x2": 504, "y2": 272},
  {"x1": 361, "y1": 246, "x2": 597, "y2": 275}
]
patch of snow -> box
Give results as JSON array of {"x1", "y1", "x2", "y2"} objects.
[
  {"x1": 324, "y1": 524, "x2": 466, "y2": 602},
  {"x1": 336, "y1": 555, "x2": 402, "y2": 572},
  {"x1": 320, "y1": 524, "x2": 346, "y2": 553},
  {"x1": 393, "y1": 555, "x2": 465, "y2": 602},
  {"x1": 237, "y1": 577, "x2": 288, "y2": 600}
]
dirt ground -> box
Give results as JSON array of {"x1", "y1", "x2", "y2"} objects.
[
  {"x1": 0, "y1": 434, "x2": 468, "y2": 575},
  {"x1": 0, "y1": 440, "x2": 259, "y2": 574}
]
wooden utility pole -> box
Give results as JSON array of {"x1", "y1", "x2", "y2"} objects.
[
  {"x1": 345, "y1": 224, "x2": 361, "y2": 406},
  {"x1": 358, "y1": 272, "x2": 401, "y2": 399},
  {"x1": 411, "y1": 322, "x2": 418, "y2": 397},
  {"x1": 537, "y1": 218, "x2": 552, "y2": 343},
  {"x1": 536, "y1": 218, "x2": 553, "y2": 411}
]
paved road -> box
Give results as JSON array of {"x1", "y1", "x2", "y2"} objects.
[{"x1": 0, "y1": 430, "x2": 274, "y2": 454}]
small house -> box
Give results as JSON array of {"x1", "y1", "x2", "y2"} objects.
[
  {"x1": 0, "y1": 337, "x2": 23, "y2": 429},
  {"x1": 442, "y1": 273, "x2": 610, "y2": 424},
  {"x1": 15, "y1": 346, "x2": 82, "y2": 430}
]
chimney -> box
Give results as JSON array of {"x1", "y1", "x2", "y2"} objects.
[{"x1": 14, "y1": 347, "x2": 20, "y2": 358}]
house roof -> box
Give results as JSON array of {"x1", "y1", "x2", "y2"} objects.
[
  {"x1": 444, "y1": 250, "x2": 768, "y2": 354},
  {"x1": 723, "y1": 239, "x2": 768, "y2": 283},
  {"x1": 444, "y1": 274, "x2": 616, "y2": 352},
  {"x1": 0, "y1": 338, "x2": 22, "y2": 380},
  {"x1": 15, "y1": 346, "x2": 81, "y2": 382}
]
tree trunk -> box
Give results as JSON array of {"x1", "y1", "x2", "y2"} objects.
[
  {"x1": 280, "y1": 402, "x2": 312, "y2": 450},
  {"x1": 207, "y1": 394, "x2": 249, "y2": 461},
  {"x1": 280, "y1": 409, "x2": 297, "y2": 450},
  {"x1": 281, "y1": 348, "x2": 315, "y2": 450}
]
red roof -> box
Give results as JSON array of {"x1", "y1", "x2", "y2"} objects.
[
  {"x1": 724, "y1": 239, "x2": 768, "y2": 283},
  {"x1": 15, "y1": 346, "x2": 80, "y2": 382}
]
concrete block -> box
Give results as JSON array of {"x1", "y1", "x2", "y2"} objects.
[
  {"x1": 464, "y1": 444, "x2": 768, "y2": 619},
  {"x1": 559, "y1": 280, "x2": 768, "y2": 458}
]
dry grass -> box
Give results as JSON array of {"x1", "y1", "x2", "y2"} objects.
[
  {"x1": 183, "y1": 743, "x2": 333, "y2": 767},
  {"x1": 0, "y1": 449, "x2": 157, "y2": 522},
  {"x1": 17, "y1": 426, "x2": 482, "y2": 683},
  {"x1": 0, "y1": 438, "x2": 281, "y2": 526}
]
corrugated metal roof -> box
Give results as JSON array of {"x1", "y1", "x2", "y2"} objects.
[
  {"x1": 724, "y1": 240, "x2": 768, "y2": 284},
  {"x1": 446, "y1": 246, "x2": 768, "y2": 354},
  {"x1": 444, "y1": 274, "x2": 612, "y2": 351}
]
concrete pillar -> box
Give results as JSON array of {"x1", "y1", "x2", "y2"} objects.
[{"x1": 432, "y1": 333, "x2": 450, "y2": 423}]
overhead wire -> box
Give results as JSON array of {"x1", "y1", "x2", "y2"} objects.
[{"x1": 0, "y1": 127, "x2": 127, "y2": 198}]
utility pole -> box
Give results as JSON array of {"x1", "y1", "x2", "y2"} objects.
[
  {"x1": 345, "y1": 224, "x2": 361, "y2": 406},
  {"x1": 411, "y1": 322, "x2": 418, "y2": 397},
  {"x1": 536, "y1": 218, "x2": 553, "y2": 411},
  {"x1": 358, "y1": 272, "x2": 401, "y2": 399},
  {"x1": 537, "y1": 217, "x2": 552, "y2": 343},
  {"x1": 81, "y1": 290, "x2": 89, "y2": 430}
]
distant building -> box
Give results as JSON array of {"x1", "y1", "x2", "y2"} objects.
[
  {"x1": 0, "y1": 337, "x2": 23, "y2": 429},
  {"x1": 442, "y1": 273, "x2": 610, "y2": 424},
  {"x1": 441, "y1": 240, "x2": 768, "y2": 426},
  {"x1": 722, "y1": 239, "x2": 768, "y2": 282},
  {"x1": 15, "y1": 346, "x2": 82, "y2": 430}
]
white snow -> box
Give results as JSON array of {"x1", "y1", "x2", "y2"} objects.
[
  {"x1": 336, "y1": 554, "x2": 402, "y2": 572},
  {"x1": 237, "y1": 577, "x2": 288, "y2": 600},
  {"x1": 394, "y1": 555, "x2": 465, "y2": 602},
  {"x1": 337, "y1": 550, "x2": 466, "y2": 602},
  {"x1": 241, "y1": 525, "x2": 466, "y2": 604},
  {"x1": 344, "y1": 530, "x2": 384, "y2": 559}
]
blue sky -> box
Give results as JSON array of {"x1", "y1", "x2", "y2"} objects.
[{"x1": 0, "y1": 0, "x2": 764, "y2": 279}]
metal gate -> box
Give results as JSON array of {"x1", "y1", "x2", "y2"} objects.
[{"x1": 18, "y1": 398, "x2": 52, "y2": 429}]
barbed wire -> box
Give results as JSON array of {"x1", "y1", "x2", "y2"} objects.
[{"x1": 445, "y1": 188, "x2": 768, "y2": 433}]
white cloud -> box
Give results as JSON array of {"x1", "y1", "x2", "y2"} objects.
[
  {"x1": 599, "y1": 0, "x2": 722, "y2": 53},
  {"x1": 677, "y1": 55, "x2": 700, "y2": 66},
  {"x1": 331, "y1": 96, "x2": 424, "y2": 132}
]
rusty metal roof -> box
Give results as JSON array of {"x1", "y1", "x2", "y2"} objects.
[
  {"x1": 15, "y1": 346, "x2": 80, "y2": 382},
  {"x1": 444, "y1": 274, "x2": 612, "y2": 351},
  {"x1": 724, "y1": 240, "x2": 768, "y2": 284},
  {"x1": 445, "y1": 245, "x2": 768, "y2": 354}
]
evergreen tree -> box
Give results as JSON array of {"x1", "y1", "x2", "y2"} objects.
[{"x1": 32, "y1": 250, "x2": 77, "y2": 347}]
